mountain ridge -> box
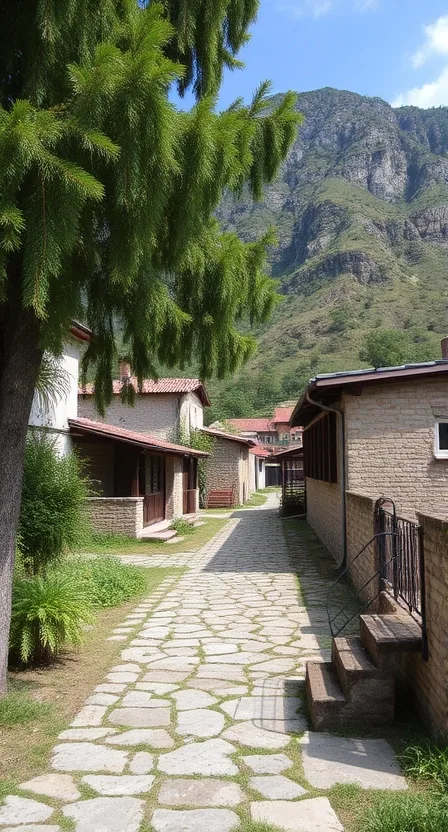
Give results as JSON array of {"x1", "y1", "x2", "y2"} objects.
[{"x1": 206, "y1": 87, "x2": 448, "y2": 422}]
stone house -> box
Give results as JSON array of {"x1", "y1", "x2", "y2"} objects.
[
  {"x1": 291, "y1": 353, "x2": 448, "y2": 737},
  {"x1": 201, "y1": 427, "x2": 256, "y2": 507},
  {"x1": 291, "y1": 359, "x2": 448, "y2": 562},
  {"x1": 79, "y1": 362, "x2": 210, "y2": 443},
  {"x1": 70, "y1": 418, "x2": 208, "y2": 536},
  {"x1": 227, "y1": 409, "x2": 302, "y2": 449}
]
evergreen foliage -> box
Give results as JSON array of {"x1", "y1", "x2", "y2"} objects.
[
  {"x1": 0, "y1": 1, "x2": 301, "y2": 413},
  {"x1": 18, "y1": 436, "x2": 90, "y2": 576},
  {"x1": 359, "y1": 329, "x2": 434, "y2": 369}
]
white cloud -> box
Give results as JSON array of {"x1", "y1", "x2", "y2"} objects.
[
  {"x1": 392, "y1": 65, "x2": 448, "y2": 108},
  {"x1": 411, "y1": 15, "x2": 448, "y2": 68},
  {"x1": 279, "y1": 0, "x2": 377, "y2": 19}
]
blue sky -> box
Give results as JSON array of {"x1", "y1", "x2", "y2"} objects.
[{"x1": 185, "y1": 1, "x2": 448, "y2": 110}]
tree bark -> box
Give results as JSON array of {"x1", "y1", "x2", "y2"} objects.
[{"x1": 0, "y1": 304, "x2": 42, "y2": 696}]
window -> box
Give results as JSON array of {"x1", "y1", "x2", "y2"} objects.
[
  {"x1": 259, "y1": 459, "x2": 263, "y2": 473},
  {"x1": 435, "y1": 421, "x2": 448, "y2": 459},
  {"x1": 303, "y1": 413, "x2": 338, "y2": 483}
]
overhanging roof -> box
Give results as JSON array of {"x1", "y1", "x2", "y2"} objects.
[
  {"x1": 290, "y1": 361, "x2": 448, "y2": 427},
  {"x1": 201, "y1": 427, "x2": 256, "y2": 447},
  {"x1": 69, "y1": 418, "x2": 209, "y2": 457},
  {"x1": 80, "y1": 377, "x2": 211, "y2": 407}
]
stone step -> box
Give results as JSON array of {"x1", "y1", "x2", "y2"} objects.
[
  {"x1": 360, "y1": 613, "x2": 422, "y2": 671},
  {"x1": 332, "y1": 636, "x2": 379, "y2": 693},
  {"x1": 305, "y1": 662, "x2": 346, "y2": 731},
  {"x1": 141, "y1": 529, "x2": 178, "y2": 542}
]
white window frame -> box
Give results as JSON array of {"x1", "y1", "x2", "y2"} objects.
[{"x1": 434, "y1": 419, "x2": 448, "y2": 459}]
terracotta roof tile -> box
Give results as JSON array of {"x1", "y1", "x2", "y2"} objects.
[
  {"x1": 201, "y1": 427, "x2": 256, "y2": 447},
  {"x1": 273, "y1": 407, "x2": 294, "y2": 423},
  {"x1": 69, "y1": 418, "x2": 209, "y2": 457},
  {"x1": 226, "y1": 418, "x2": 273, "y2": 432},
  {"x1": 79, "y1": 378, "x2": 210, "y2": 407}
]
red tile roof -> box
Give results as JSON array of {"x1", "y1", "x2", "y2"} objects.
[
  {"x1": 250, "y1": 446, "x2": 270, "y2": 458},
  {"x1": 201, "y1": 427, "x2": 256, "y2": 447},
  {"x1": 226, "y1": 418, "x2": 273, "y2": 432},
  {"x1": 79, "y1": 378, "x2": 211, "y2": 407},
  {"x1": 273, "y1": 407, "x2": 294, "y2": 423},
  {"x1": 69, "y1": 418, "x2": 209, "y2": 457}
]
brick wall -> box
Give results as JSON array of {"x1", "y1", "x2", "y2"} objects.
[
  {"x1": 344, "y1": 379, "x2": 448, "y2": 519},
  {"x1": 87, "y1": 497, "x2": 143, "y2": 537},
  {"x1": 346, "y1": 491, "x2": 379, "y2": 602},
  {"x1": 205, "y1": 437, "x2": 246, "y2": 506},
  {"x1": 398, "y1": 512, "x2": 448, "y2": 737},
  {"x1": 306, "y1": 478, "x2": 343, "y2": 561},
  {"x1": 79, "y1": 394, "x2": 181, "y2": 441}
]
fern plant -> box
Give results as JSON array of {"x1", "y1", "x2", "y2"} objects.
[{"x1": 9, "y1": 574, "x2": 94, "y2": 666}]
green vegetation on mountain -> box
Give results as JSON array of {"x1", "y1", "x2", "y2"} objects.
[{"x1": 205, "y1": 88, "x2": 448, "y2": 420}]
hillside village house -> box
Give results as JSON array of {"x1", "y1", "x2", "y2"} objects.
[
  {"x1": 291, "y1": 359, "x2": 448, "y2": 561},
  {"x1": 250, "y1": 445, "x2": 269, "y2": 490},
  {"x1": 291, "y1": 353, "x2": 448, "y2": 737},
  {"x1": 30, "y1": 343, "x2": 206, "y2": 536},
  {"x1": 79, "y1": 362, "x2": 210, "y2": 442},
  {"x1": 227, "y1": 407, "x2": 303, "y2": 448},
  {"x1": 201, "y1": 427, "x2": 256, "y2": 507}
]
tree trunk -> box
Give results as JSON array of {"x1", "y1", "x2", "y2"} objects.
[{"x1": 0, "y1": 305, "x2": 42, "y2": 696}]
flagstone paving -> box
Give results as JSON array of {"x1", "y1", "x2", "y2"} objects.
[{"x1": 1, "y1": 495, "x2": 408, "y2": 831}]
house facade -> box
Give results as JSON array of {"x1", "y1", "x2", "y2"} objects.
[
  {"x1": 227, "y1": 407, "x2": 302, "y2": 450},
  {"x1": 250, "y1": 446, "x2": 269, "y2": 490},
  {"x1": 201, "y1": 427, "x2": 255, "y2": 507},
  {"x1": 79, "y1": 363, "x2": 210, "y2": 443},
  {"x1": 291, "y1": 360, "x2": 448, "y2": 561},
  {"x1": 70, "y1": 418, "x2": 207, "y2": 536},
  {"x1": 28, "y1": 321, "x2": 91, "y2": 454}
]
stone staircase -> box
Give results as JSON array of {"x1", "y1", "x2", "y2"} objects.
[{"x1": 306, "y1": 596, "x2": 423, "y2": 730}]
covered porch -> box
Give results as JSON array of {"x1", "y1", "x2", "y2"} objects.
[{"x1": 69, "y1": 418, "x2": 206, "y2": 537}]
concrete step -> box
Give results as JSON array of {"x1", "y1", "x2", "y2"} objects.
[
  {"x1": 332, "y1": 636, "x2": 379, "y2": 693},
  {"x1": 166, "y1": 536, "x2": 185, "y2": 545},
  {"x1": 140, "y1": 528, "x2": 178, "y2": 542},
  {"x1": 360, "y1": 612, "x2": 422, "y2": 671},
  {"x1": 306, "y1": 661, "x2": 346, "y2": 731}
]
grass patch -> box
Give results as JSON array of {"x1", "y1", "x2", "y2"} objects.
[
  {"x1": 401, "y1": 742, "x2": 448, "y2": 792},
  {"x1": 0, "y1": 566, "x2": 183, "y2": 790},
  {"x1": 78, "y1": 517, "x2": 228, "y2": 555},
  {"x1": 59, "y1": 556, "x2": 148, "y2": 607},
  {"x1": 0, "y1": 692, "x2": 52, "y2": 726},
  {"x1": 356, "y1": 793, "x2": 448, "y2": 832}
]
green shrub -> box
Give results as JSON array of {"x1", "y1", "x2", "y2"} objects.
[
  {"x1": 19, "y1": 435, "x2": 90, "y2": 575},
  {"x1": 357, "y1": 794, "x2": 448, "y2": 832},
  {"x1": 60, "y1": 556, "x2": 148, "y2": 608},
  {"x1": 401, "y1": 742, "x2": 448, "y2": 791},
  {"x1": 169, "y1": 518, "x2": 195, "y2": 536},
  {"x1": 10, "y1": 573, "x2": 94, "y2": 666}
]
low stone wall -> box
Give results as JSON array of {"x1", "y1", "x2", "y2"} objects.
[
  {"x1": 87, "y1": 497, "x2": 144, "y2": 538},
  {"x1": 400, "y1": 512, "x2": 448, "y2": 738},
  {"x1": 346, "y1": 491, "x2": 379, "y2": 603}
]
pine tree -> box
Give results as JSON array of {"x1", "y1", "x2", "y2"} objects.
[{"x1": 0, "y1": 0, "x2": 301, "y2": 694}]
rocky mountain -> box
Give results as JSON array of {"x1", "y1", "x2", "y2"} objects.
[{"x1": 207, "y1": 88, "x2": 448, "y2": 420}]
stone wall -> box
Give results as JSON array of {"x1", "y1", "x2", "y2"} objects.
[
  {"x1": 205, "y1": 438, "x2": 246, "y2": 506},
  {"x1": 346, "y1": 491, "x2": 379, "y2": 602},
  {"x1": 87, "y1": 497, "x2": 143, "y2": 537},
  {"x1": 306, "y1": 478, "x2": 343, "y2": 562},
  {"x1": 344, "y1": 379, "x2": 448, "y2": 519},
  {"x1": 79, "y1": 394, "x2": 181, "y2": 441},
  {"x1": 399, "y1": 512, "x2": 448, "y2": 737}
]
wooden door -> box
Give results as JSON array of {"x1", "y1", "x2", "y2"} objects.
[
  {"x1": 143, "y1": 455, "x2": 165, "y2": 525},
  {"x1": 183, "y1": 458, "x2": 197, "y2": 515}
]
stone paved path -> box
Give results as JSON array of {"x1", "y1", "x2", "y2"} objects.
[{"x1": 1, "y1": 494, "x2": 407, "y2": 832}]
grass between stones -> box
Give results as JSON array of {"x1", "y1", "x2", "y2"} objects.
[
  {"x1": 79, "y1": 518, "x2": 229, "y2": 555},
  {"x1": 0, "y1": 567, "x2": 184, "y2": 796}
]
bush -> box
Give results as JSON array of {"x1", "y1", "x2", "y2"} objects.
[
  {"x1": 9, "y1": 573, "x2": 94, "y2": 666},
  {"x1": 19, "y1": 435, "x2": 90, "y2": 575},
  {"x1": 357, "y1": 794, "x2": 448, "y2": 832},
  {"x1": 169, "y1": 518, "x2": 195, "y2": 536},
  {"x1": 401, "y1": 742, "x2": 448, "y2": 792},
  {"x1": 59, "y1": 556, "x2": 148, "y2": 608}
]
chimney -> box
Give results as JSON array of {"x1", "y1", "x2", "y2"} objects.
[
  {"x1": 442, "y1": 338, "x2": 448, "y2": 360},
  {"x1": 119, "y1": 360, "x2": 131, "y2": 380}
]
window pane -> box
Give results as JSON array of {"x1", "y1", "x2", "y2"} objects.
[{"x1": 439, "y1": 423, "x2": 448, "y2": 450}]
